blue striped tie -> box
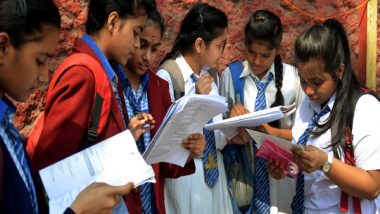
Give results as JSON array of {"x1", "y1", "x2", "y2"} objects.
[
  {"x1": 291, "y1": 105, "x2": 331, "y2": 214},
  {"x1": 202, "y1": 120, "x2": 219, "y2": 187},
  {"x1": 190, "y1": 73, "x2": 219, "y2": 187},
  {"x1": 136, "y1": 134, "x2": 154, "y2": 214},
  {"x1": 252, "y1": 73, "x2": 273, "y2": 214},
  {"x1": 4, "y1": 113, "x2": 38, "y2": 214}
]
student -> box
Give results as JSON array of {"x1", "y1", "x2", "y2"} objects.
[
  {"x1": 30, "y1": 0, "x2": 155, "y2": 171},
  {"x1": 0, "y1": 0, "x2": 134, "y2": 213},
  {"x1": 156, "y1": 3, "x2": 233, "y2": 213},
  {"x1": 269, "y1": 19, "x2": 380, "y2": 213},
  {"x1": 220, "y1": 10, "x2": 302, "y2": 214},
  {"x1": 118, "y1": 9, "x2": 206, "y2": 214}
]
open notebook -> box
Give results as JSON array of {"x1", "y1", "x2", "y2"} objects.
[{"x1": 39, "y1": 130, "x2": 155, "y2": 214}]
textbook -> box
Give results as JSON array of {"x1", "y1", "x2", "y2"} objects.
[
  {"x1": 39, "y1": 130, "x2": 155, "y2": 214},
  {"x1": 143, "y1": 94, "x2": 228, "y2": 167},
  {"x1": 205, "y1": 103, "x2": 296, "y2": 138},
  {"x1": 247, "y1": 129, "x2": 301, "y2": 178}
]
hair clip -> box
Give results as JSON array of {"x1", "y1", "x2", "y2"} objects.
[
  {"x1": 254, "y1": 15, "x2": 265, "y2": 21},
  {"x1": 18, "y1": 0, "x2": 28, "y2": 16}
]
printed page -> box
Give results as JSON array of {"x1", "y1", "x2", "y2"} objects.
[
  {"x1": 39, "y1": 130, "x2": 155, "y2": 214},
  {"x1": 143, "y1": 94, "x2": 228, "y2": 167},
  {"x1": 205, "y1": 103, "x2": 296, "y2": 131}
]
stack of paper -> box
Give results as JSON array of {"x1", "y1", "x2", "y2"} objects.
[
  {"x1": 143, "y1": 94, "x2": 228, "y2": 167},
  {"x1": 39, "y1": 130, "x2": 155, "y2": 214},
  {"x1": 205, "y1": 103, "x2": 296, "y2": 138}
]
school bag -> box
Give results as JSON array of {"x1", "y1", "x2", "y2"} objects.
[
  {"x1": 340, "y1": 88, "x2": 379, "y2": 214},
  {"x1": 26, "y1": 53, "x2": 113, "y2": 156},
  {"x1": 222, "y1": 61, "x2": 255, "y2": 213},
  {"x1": 158, "y1": 59, "x2": 218, "y2": 100}
]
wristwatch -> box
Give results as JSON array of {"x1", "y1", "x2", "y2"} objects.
[{"x1": 322, "y1": 153, "x2": 333, "y2": 173}]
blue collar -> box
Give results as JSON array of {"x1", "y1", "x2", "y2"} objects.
[
  {"x1": 82, "y1": 34, "x2": 116, "y2": 82},
  {"x1": 0, "y1": 96, "x2": 15, "y2": 123},
  {"x1": 117, "y1": 65, "x2": 150, "y2": 92}
]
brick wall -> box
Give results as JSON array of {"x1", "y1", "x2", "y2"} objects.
[{"x1": 15, "y1": 0, "x2": 379, "y2": 138}]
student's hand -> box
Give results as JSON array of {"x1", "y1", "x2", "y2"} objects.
[
  {"x1": 70, "y1": 182, "x2": 134, "y2": 214},
  {"x1": 230, "y1": 103, "x2": 250, "y2": 117},
  {"x1": 229, "y1": 127, "x2": 251, "y2": 145},
  {"x1": 292, "y1": 145, "x2": 327, "y2": 174},
  {"x1": 128, "y1": 112, "x2": 155, "y2": 141},
  {"x1": 267, "y1": 159, "x2": 287, "y2": 180},
  {"x1": 195, "y1": 74, "x2": 213, "y2": 95},
  {"x1": 182, "y1": 133, "x2": 206, "y2": 158}
]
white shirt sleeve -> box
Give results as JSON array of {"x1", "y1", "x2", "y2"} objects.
[
  {"x1": 156, "y1": 69, "x2": 175, "y2": 102},
  {"x1": 352, "y1": 94, "x2": 380, "y2": 171}
]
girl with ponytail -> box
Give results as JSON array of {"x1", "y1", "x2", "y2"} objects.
[
  {"x1": 270, "y1": 19, "x2": 380, "y2": 213},
  {"x1": 156, "y1": 3, "x2": 233, "y2": 214},
  {"x1": 220, "y1": 9, "x2": 303, "y2": 214}
]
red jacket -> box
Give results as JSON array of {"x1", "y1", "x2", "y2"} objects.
[
  {"x1": 30, "y1": 39, "x2": 194, "y2": 213},
  {"x1": 31, "y1": 39, "x2": 126, "y2": 171}
]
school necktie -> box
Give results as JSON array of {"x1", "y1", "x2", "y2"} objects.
[
  {"x1": 190, "y1": 73, "x2": 219, "y2": 187},
  {"x1": 4, "y1": 113, "x2": 38, "y2": 214},
  {"x1": 134, "y1": 127, "x2": 154, "y2": 214},
  {"x1": 291, "y1": 105, "x2": 331, "y2": 214},
  {"x1": 252, "y1": 73, "x2": 273, "y2": 214}
]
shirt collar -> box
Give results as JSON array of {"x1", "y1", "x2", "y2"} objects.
[
  {"x1": 309, "y1": 92, "x2": 336, "y2": 114},
  {"x1": 117, "y1": 65, "x2": 150, "y2": 91},
  {"x1": 82, "y1": 34, "x2": 116, "y2": 82},
  {"x1": 176, "y1": 54, "x2": 209, "y2": 82},
  {"x1": 240, "y1": 60, "x2": 275, "y2": 82},
  {"x1": 0, "y1": 96, "x2": 16, "y2": 123}
]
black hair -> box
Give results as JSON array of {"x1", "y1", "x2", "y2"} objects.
[
  {"x1": 294, "y1": 19, "x2": 362, "y2": 158},
  {"x1": 86, "y1": 0, "x2": 156, "y2": 35},
  {"x1": 0, "y1": 0, "x2": 61, "y2": 48},
  {"x1": 245, "y1": 10, "x2": 284, "y2": 127},
  {"x1": 146, "y1": 9, "x2": 164, "y2": 37},
  {"x1": 162, "y1": 3, "x2": 228, "y2": 61}
]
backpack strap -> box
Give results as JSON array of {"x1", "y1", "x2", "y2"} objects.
[
  {"x1": 207, "y1": 68, "x2": 219, "y2": 87},
  {"x1": 228, "y1": 61, "x2": 245, "y2": 105},
  {"x1": 340, "y1": 127, "x2": 361, "y2": 214},
  {"x1": 340, "y1": 88, "x2": 380, "y2": 214},
  {"x1": 159, "y1": 59, "x2": 185, "y2": 101}
]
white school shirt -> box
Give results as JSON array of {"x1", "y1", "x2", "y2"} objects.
[
  {"x1": 157, "y1": 54, "x2": 233, "y2": 214},
  {"x1": 292, "y1": 94, "x2": 380, "y2": 214},
  {"x1": 220, "y1": 60, "x2": 304, "y2": 129},
  {"x1": 220, "y1": 60, "x2": 303, "y2": 214},
  {"x1": 157, "y1": 54, "x2": 227, "y2": 150}
]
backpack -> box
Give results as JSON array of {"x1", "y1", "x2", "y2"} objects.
[
  {"x1": 158, "y1": 59, "x2": 219, "y2": 100},
  {"x1": 26, "y1": 53, "x2": 113, "y2": 156},
  {"x1": 340, "y1": 88, "x2": 379, "y2": 214},
  {"x1": 222, "y1": 61, "x2": 255, "y2": 213}
]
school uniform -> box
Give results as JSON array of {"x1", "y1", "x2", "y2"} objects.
[
  {"x1": 0, "y1": 96, "x2": 73, "y2": 214},
  {"x1": 29, "y1": 35, "x2": 134, "y2": 213},
  {"x1": 118, "y1": 67, "x2": 195, "y2": 214},
  {"x1": 30, "y1": 36, "x2": 128, "y2": 172},
  {"x1": 220, "y1": 60, "x2": 303, "y2": 214},
  {"x1": 292, "y1": 94, "x2": 380, "y2": 214},
  {"x1": 157, "y1": 54, "x2": 233, "y2": 214}
]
